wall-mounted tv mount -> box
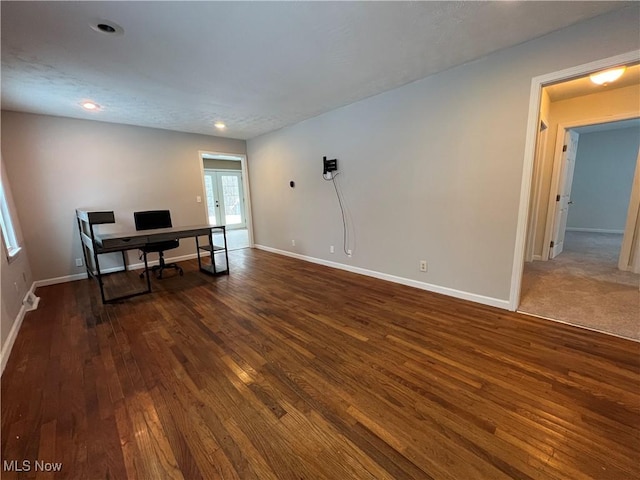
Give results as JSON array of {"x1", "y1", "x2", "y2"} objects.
[{"x1": 323, "y1": 156, "x2": 338, "y2": 175}]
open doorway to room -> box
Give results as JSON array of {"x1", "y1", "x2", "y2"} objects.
[
  {"x1": 199, "y1": 152, "x2": 252, "y2": 251},
  {"x1": 518, "y1": 61, "x2": 640, "y2": 341}
]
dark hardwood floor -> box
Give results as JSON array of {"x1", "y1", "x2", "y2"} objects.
[{"x1": 2, "y1": 248, "x2": 639, "y2": 479}]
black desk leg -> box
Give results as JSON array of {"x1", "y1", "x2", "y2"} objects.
[
  {"x1": 208, "y1": 230, "x2": 215, "y2": 273},
  {"x1": 196, "y1": 236, "x2": 202, "y2": 270},
  {"x1": 222, "y1": 227, "x2": 229, "y2": 274},
  {"x1": 94, "y1": 250, "x2": 107, "y2": 305},
  {"x1": 143, "y1": 252, "x2": 152, "y2": 293}
]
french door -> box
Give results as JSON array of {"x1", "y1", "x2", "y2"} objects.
[{"x1": 203, "y1": 170, "x2": 246, "y2": 229}]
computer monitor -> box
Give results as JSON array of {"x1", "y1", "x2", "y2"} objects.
[{"x1": 134, "y1": 210, "x2": 173, "y2": 231}]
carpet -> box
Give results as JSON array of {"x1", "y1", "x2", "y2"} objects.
[{"x1": 519, "y1": 231, "x2": 639, "y2": 341}]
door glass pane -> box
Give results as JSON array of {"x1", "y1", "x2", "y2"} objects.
[
  {"x1": 221, "y1": 174, "x2": 242, "y2": 225},
  {"x1": 204, "y1": 174, "x2": 217, "y2": 225}
]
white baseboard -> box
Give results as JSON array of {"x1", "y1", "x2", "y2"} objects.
[
  {"x1": 566, "y1": 227, "x2": 624, "y2": 234},
  {"x1": 33, "y1": 251, "x2": 210, "y2": 288},
  {"x1": 1, "y1": 282, "x2": 38, "y2": 375},
  {"x1": 254, "y1": 244, "x2": 510, "y2": 310},
  {"x1": 23, "y1": 290, "x2": 40, "y2": 312},
  {"x1": 34, "y1": 272, "x2": 89, "y2": 287},
  {"x1": 532, "y1": 255, "x2": 543, "y2": 261}
]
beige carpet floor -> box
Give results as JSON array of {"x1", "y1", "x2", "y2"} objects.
[{"x1": 519, "y1": 231, "x2": 639, "y2": 341}]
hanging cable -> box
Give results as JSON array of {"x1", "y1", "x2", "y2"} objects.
[{"x1": 323, "y1": 171, "x2": 350, "y2": 255}]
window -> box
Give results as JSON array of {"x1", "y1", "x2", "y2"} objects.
[{"x1": 0, "y1": 179, "x2": 21, "y2": 259}]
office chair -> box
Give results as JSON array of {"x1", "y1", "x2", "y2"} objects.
[{"x1": 134, "y1": 210, "x2": 184, "y2": 279}]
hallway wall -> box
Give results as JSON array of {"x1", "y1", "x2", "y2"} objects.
[{"x1": 568, "y1": 126, "x2": 639, "y2": 232}]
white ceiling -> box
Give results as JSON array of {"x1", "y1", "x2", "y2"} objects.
[{"x1": 1, "y1": 1, "x2": 632, "y2": 140}]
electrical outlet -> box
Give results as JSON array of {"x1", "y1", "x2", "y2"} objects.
[
  {"x1": 330, "y1": 245, "x2": 335, "y2": 254},
  {"x1": 196, "y1": 195, "x2": 202, "y2": 203},
  {"x1": 75, "y1": 258, "x2": 84, "y2": 267},
  {"x1": 292, "y1": 239, "x2": 296, "y2": 247},
  {"x1": 347, "y1": 249, "x2": 352, "y2": 257},
  {"x1": 419, "y1": 260, "x2": 427, "y2": 272}
]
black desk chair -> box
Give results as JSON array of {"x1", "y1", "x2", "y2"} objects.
[{"x1": 134, "y1": 210, "x2": 184, "y2": 279}]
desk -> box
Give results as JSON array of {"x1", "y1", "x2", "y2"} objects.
[{"x1": 76, "y1": 209, "x2": 229, "y2": 303}]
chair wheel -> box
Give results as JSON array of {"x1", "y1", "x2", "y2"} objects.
[
  {"x1": 179, "y1": 269, "x2": 184, "y2": 276},
  {"x1": 139, "y1": 272, "x2": 145, "y2": 279}
]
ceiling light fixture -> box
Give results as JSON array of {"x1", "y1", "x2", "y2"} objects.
[
  {"x1": 214, "y1": 122, "x2": 226, "y2": 130},
  {"x1": 589, "y1": 66, "x2": 626, "y2": 86},
  {"x1": 81, "y1": 101, "x2": 101, "y2": 111}
]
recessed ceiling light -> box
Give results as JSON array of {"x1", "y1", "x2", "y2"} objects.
[
  {"x1": 90, "y1": 20, "x2": 124, "y2": 36},
  {"x1": 590, "y1": 66, "x2": 626, "y2": 86},
  {"x1": 214, "y1": 122, "x2": 226, "y2": 130},
  {"x1": 81, "y1": 101, "x2": 101, "y2": 111},
  {"x1": 98, "y1": 24, "x2": 115, "y2": 33}
]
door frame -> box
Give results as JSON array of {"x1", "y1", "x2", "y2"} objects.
[
  {"x1": 509, "y1": 49, "x2": 639, "y2": 311},
  {"x1": 524, "y1": 118, "x2": 548, "y2": 262},
  {"x1": 542, "y1": 114, "x2": 638, "y2": 261},
  {"x1": 197, "y1": 151, "x2": 254, "y2": 247},
  {"x1": 619, "y1": 148, "x2": 640, "y2": 273}
]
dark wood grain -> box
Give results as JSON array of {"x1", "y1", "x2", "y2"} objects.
[{"x1": 2, "y1": 248, "x2": 638, "y2": 479}]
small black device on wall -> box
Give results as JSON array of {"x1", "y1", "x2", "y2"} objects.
[{"x1": 323, "y1": 156, "x2": 338, "y2": 175}]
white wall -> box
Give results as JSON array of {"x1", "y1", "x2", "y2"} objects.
[
  {"x1": 247, "y1": 6, "x2": 640, "y2": 305},
  {"x1": 1, "y1": 158, "x2": 34, "y2": 368},
  {"x1": 1, "y1": 112, "x2": 246, "y2": 282},
  {"x1": 567, "y1": 126, "x2": 639, "y2": 232}
]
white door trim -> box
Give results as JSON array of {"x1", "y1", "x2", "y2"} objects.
[
  {"x1": 619, "y1": 148, "x2": 640, "y2": 273},
  {"x1": 197, "y1": 151, "x2": 254, "y2": 247},
  {"x1": 524, "y1": 117, "x2": 548, "y2": 263},
  {"x1": 509, "y1": 49, "x2": 640, "y2": 311}
]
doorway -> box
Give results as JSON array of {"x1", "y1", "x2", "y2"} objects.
[
  {"x1": 513, "y1": 54, "x2": 640, "y2": 340},
  {"x1": 543, "y1": 119, "x2": 640, "y2": 266},
  {"x1": 204, "y1": 170, "x2": 246, "y2": 228},
  {"x1": 520, "y1": 119, "x2": 640, "y2": 339},
  {"x1": 198, "y1": 152, "x2": 253, "y2": 251}
]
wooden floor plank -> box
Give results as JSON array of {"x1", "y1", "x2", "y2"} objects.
[{"x1": 2, "y1": 248, "x2": 638, "y2": 479}]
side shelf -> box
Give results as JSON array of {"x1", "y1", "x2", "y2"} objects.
[{"x1": 195, "y1": 226, "x2": 229, "y2": 275}]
